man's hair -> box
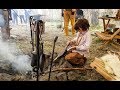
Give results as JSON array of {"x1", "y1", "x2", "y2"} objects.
[{"x1": 74, "y1": 18, "x2": 90, "y2": 31}]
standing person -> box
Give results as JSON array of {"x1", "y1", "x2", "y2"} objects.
[
  {"x1": 63, "y1": 9, "x2": 76, "y2": 36},
  {"x1": 75, "y1": 9, "x2": 84, "y2": 22},
  {"x1": 65, "y1": 18, "x2": 91, "y2": 65},
  {"x1": 11, "y1": 9, "x2": 18, "y2": 25},
  {"x1": 0, "y1": 9, "x2": 11, "y2": 40},
  {"x1": 18, "y1": 9, "x2": 26, "y2": 24},
  {"x1": 24, "y1": 9, "x2": 31, "y2": 24}
]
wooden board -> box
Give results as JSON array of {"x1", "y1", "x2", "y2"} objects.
[
  {"x1": 96, "y1": 32, "x2": 120, "y2": 39},
  {"x1": 102, "y1": 33, "x2": 120, "y2": 39},
  {"x1": 98, "y1": 17, "x2": 120, "y2": 21},
  {"x1": 90, "y1": 57, "x2": 116, "y2": 81}
]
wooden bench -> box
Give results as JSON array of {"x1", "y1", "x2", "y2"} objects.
[{"x1": 95, "y1": 29, "x2": 120, "y2": 49}]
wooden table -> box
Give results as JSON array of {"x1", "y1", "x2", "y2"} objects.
[
  {"x1": 96, "y1": 30, "x2": 120, "y2": 49},
  {"x1": 96, "y1": 17, "x2": 120, "y2": 49},
  {"x1": 98, "y1": 16, "x2": 120, "y2": 32}
]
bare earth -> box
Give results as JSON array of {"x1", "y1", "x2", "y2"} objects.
[{"x1": 0, "y1": 22, "x2": 120, "y2": 81}]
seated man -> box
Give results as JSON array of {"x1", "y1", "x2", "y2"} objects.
[{"x1": 65, "y1": 18, "x2": 91, "y2": 66}]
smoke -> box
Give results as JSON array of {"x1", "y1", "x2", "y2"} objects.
[
  {"x1": 12, "y1": 55, "x2": 32, "y2": 73},
  {"x1": 0, "y1": 39, "x2": 32, "y2": 74}
]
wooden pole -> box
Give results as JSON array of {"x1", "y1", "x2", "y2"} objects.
[{"x1": 44, "y1": 67, "x2": 92, "y2": 74}]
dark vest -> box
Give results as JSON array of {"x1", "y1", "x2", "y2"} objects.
[{"x1": 76, "y1": 9, "x2": 83, "y2": 16}]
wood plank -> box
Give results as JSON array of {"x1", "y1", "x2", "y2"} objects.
[
  {"x1": 93, "y1": 60, "x2": 107, "y2": 73},
  {"x1": 94, "y1": 61, "x2": 105, "y2": 70},
  {"x1": 94, "y1": 58, "x2": 113, "y2": 74},
  {"x1": 95, "y1": 57, "x2": 105, "y2": 65},
  {"x1": 98, "y1": 17, "x2": 120, "y2": 20},
  {"x1": 107, "y1": 50, "x2": 120, "y2": 56},
  {"x1": 101, "y1": 33, "x2": 120, "y2": 39},
  {"x1": 110, "y1": 43, "x2": 120, "y2": 50},
  {"x1": 93, "y1": 58, "x2": 105, "y2": 69},
  {"x1": 90, "y1": 62, "x2": 115, "y2": 81},
  {"x1": 90, "y1": 58, "x2": 116, "y2": 81},
  {"x1": 95, "y1": 32, "x2": 111, "y2": 40},
  {"x1": 90, "y1": 60, "x2": 106, "y2": 73},
  {"x1": 96, "y1": 32, "x2": 120, "y2": 39},
  {"x1": 44, "y1": 67, "x2": 92, "y2": 74}
]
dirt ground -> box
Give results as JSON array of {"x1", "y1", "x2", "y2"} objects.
[{"x1": 0, "y1": 22, "x2": 120, "y2": 81}]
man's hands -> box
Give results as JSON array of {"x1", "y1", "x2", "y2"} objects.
[{"x1": 67, "y1": 40, "x2": 77, "y2": 51}]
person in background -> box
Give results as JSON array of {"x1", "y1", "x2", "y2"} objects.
[
  {"x1": 75, "y1": 9, "x2": 84, "y2": 22},
  {"x1": 63, "y1": 9, "x2": 76, "y2": 36},
  {"x1": 18, "y1": 9, "x2": 26, "y2": 24},
  {"x1": 24, "y1": 9, "x2": 31, "y2": 24},
  {"x1": 11, "y1": 9, "x2": 18, "y2": 25}
]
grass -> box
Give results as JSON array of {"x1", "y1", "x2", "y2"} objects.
[
  {"x1": 95, "y1": 38, "x2": 101, "y2": 43},
  {"x1": 90, "y1": 24, "x2": 103, "y2": 32}
]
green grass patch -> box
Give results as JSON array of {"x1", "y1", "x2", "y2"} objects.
[
  {"x1": 95, "y1": 38, "x2": 101, "y2": 43},
  {"x1": 90, "y1": 25, "x2": 103, "y2": 32}
]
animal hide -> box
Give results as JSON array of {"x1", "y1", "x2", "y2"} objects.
[
  {"x1": 101, "y1": 53, "x2": 120, "y2": 79},
  {"x1": 65, "y1": 52, "x2": 87, "y2": 66}
]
